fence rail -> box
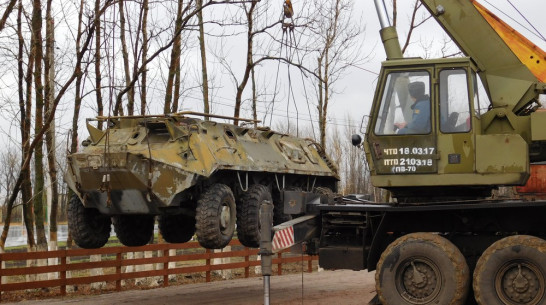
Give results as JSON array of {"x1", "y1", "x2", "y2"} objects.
[{"x1": 0, "y1": 240, "x2": 317, "y2": 301}]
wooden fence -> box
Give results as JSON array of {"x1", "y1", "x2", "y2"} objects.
[{"x1": 0, "y1": 240, "x2": 317, "y2": 302}]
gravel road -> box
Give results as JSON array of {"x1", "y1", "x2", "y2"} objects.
[{"x1": 8, "y1": 270, "x2": 377, "y2": 305}]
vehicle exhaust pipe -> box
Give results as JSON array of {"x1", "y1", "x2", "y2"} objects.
[{"x1": 373, "y1": 0, "x2": 403, "y2": 60}]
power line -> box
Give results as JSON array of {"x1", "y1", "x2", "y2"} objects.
[
  {"x1": 505, "y1": 0, "x2": 546, "y2": 42},
  {"x1": 182, "y1": 93, "x2": 363, "y2": 129},
  {"x1": 482, "y1": 0, "x2": 546, "y2": 44}
]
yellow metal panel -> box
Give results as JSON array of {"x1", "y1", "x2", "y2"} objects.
[{"x1": 473, "y1": 1, "x2": 546, "y2": 82}]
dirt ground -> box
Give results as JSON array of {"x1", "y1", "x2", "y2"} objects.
[{"x1": 6, "y1": 270, "x2": 377, "y2": 305}]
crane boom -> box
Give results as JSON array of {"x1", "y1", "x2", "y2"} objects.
[{"x1": 419, "y1": 0, "x2": 546, "y2": 114}]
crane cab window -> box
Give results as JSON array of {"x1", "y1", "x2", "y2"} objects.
[
  {"x1": 439, "y1": 69, "x2": 471, "y2": 133},
  {"x1": 374, "y1": 71, "x2": 431, "y2": 135}
]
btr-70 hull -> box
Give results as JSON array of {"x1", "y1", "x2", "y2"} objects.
[{"x1": 66, "y1": 113, "x2": 338, "y2": 249}]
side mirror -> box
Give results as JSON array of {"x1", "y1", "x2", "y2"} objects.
[
  {"x1": 351, "y1": 134, "x2": 362, "y2": 146},
  {"x1": 81, "y1": 139, "x2": 92, "y2": 147}
]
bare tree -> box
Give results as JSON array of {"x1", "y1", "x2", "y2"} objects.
[
  {"x1": 312, "y1": 0, "x2": 364, "y2": 148},
  {"x1": 44, "y1": 0, "x2": 58, "y2": 250},
  {"x1": 197, "y1": 0, "x2": 210, "y2": 116},
  {"x1": 118, "y1": 0, "x2": 136, "y2": 115},
  {"x1": 0, "y1": 0, "x2": 106, "y2": 250},
  {"x1": 31, "y1": 0, "x2": 47, "y2": 250},
  {"x1": 140, "y1": 0, "x2": 149, "y2": 115},
  {"x1": 94, "y1": 0, "x2": 104, "y2": 129},
  {"x1": 0, "y1": 148, "x2": 20, "y2": 220},
  {"x1": 164, "y1": 0, "x2": 184, "y2": 114}
]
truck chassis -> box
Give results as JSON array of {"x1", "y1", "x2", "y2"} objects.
[{"x1": 271, "y1": 194, "x2": 546, "y2": 304}]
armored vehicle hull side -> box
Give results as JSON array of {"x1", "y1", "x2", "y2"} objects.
[{"x1": 66, "y1": 114, "x2": 338, "y2": 249}]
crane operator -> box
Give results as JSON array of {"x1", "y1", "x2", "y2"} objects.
[{"x1": 395, "y1": 81, "x2": 431, "y2": 134}]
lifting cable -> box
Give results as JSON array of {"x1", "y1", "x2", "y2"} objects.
[
  {"x1": 288, "y1": 18, "x2": 317, "y2": 141},
  {"x1": 271, "y1": 0, "x2": 317, "y2": 140},
  {"x1": 268, "y1": 0, "x2": 293, "y2": 127}
]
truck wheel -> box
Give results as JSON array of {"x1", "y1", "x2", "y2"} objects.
[
  {"x1": 236, "y1": 184, "x2": 273, "y2": 248},
  {"x1": 196, "y1": 184, "x2": 236, "y2": 249},
  {"x1": 473, "y1": 235, "x2": 546, "y2": 305},
  {"x1": 68, "y1": 194, "x2": 111, "y2": 249},
  {"x1": 112, "y1": 214, "x2": 154, "y2": 247},
  {"x1": 314, "y1": 186, "x2": 335, "y2": 204},
  {"x1": 158, "y1": 213, "x2": 196, "y2": 243},
  {"x1": 375, "y1": 233, "x2": 469, "y2": 305}
]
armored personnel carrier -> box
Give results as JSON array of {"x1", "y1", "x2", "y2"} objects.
[{"x1": 65, "y1": 112, "x2": 338, "y2": 249}]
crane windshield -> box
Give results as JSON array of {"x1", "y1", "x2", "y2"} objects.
[{"x1": 374, "y1": 71, "x2": 430, "y2": 135}]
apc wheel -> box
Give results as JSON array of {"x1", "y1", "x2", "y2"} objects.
[
  {"x1": 68, "y1": 194, "x2": 111, "y2": 249},
  {"x1": 236, "y1": 184, "x2": 273, "y2": 248},
  {"x1": 195, "y1": 184, "x2": 236, "y2": 249},
  {"x1": 473, "y1": 235, "x2": 546, "y2": 305},
  {"x1": 112, "y1": 214, "x2": 154, "y2": 247},
  {"x1": 375, "y1": 233, "x2": 470, "y2": 305},
  {"x1": 158, "y1": 213, "x2": 196, "y2": 243}
]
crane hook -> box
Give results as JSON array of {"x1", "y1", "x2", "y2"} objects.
[
  {"x1": 283, "y1": 0, "x2": 294, "y2": 19},
  {"x1": 282, "y1": 0, "x2": 294, "y2": 32}
]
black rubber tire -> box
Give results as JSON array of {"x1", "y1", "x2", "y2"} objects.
[
  {"x1": 67, "y1": 194, "x2": 112, "y2": 249},
  {"x1": 314, "y1": 186, "x2": 335, "y2": 204},
  {"x1": 195, "y1": 184, "x2": 236, "y2": 249},
  {"x1": 376, "y1": 232, "x2": 470, "y2": 305},
  {"x1": 112, "y1": 214, "x2": 155, "y2": 247},
  {"x1": 474, "y1": 235, "x2": 546, "y2": 305},
  {"x1": 158, "y1": 213, "x2": 196, "y2": 243},
  {"x1": 236, "y1": 184, "x2": 273, "y2": 248}
]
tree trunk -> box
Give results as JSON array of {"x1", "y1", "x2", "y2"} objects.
[
  {"x1": 71, "y1": 0, "x2": 85, "y2": 155},
  {"x1": 140, "y1": 0, "x2": 149, "y2": 115},
  {"x1": 44, "y1": 0, "x2": 58, "y2": 250},
  {"x1": 95, "y1": 0, "x2": 103, "y2": 129},
  {"x1": 31, "y1": 0, "x2": 48, "y2": 250},
  {"x1": 251, "y1": 66, "x2": 257, "y2": 127},
  {"x1": 22, "y1": 22, "x2": 35, "y2": 250},
  {"x1": 164, "y1": 0, "x2": 183, "y2": 114},
  {"x1": 233, "y1": 2, "x2": 257, "y2": 125},
  {"x1": 172, "y1": 56, "x2": 181, "y2": 113},
  {"x1": 197, "y1": 0, "x2": 209, "y2": 116},
  {"x1": 117, "y1": 0, "x2": 135, "y2": 115},
  {"x1": 317, "y1": 56, "x2": 325, "y2": 148}
]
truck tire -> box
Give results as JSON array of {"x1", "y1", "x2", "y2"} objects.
[
  {"x1": 112, "y1": 214, "x2": 154, "y2": 247},
  {"x1": 158, "y1": 213, "x2": 196, "y2": 243},
  {"x1": 314, "y1": 186, "x2": 334, "y2": 202},
  {"x1": 375, "y1": 232, "x2": 469, "y2": 305},
  {"x1": 68, "y1": 194, "x2": 112, "y2": 249},
  {"x1": 196, "y1": 184, "x2": 236, "y2": 249},
  {"x1": 236, "y1": 184, "x2": 273, "y2": 248},
  {"x1": 473, "y1": 235, "x2": 546, "y2": 305}
]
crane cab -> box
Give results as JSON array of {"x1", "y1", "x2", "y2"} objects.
[{"x1": 364, "y1": 57, "x2": 529, "y2": 202}]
